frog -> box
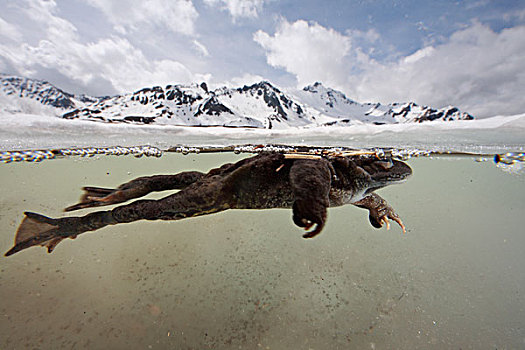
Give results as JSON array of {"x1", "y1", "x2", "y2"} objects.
[{"x1": 4, "y1": 152, "x2": 412, "y2": 256}]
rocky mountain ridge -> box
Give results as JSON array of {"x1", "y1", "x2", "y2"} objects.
[{"x1": 1, "y1": 74, "x2": 474, "y2": 129}]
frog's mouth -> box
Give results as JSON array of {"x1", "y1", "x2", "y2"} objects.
[{"x1": 362, "y1": 159, "x2": 412, "y2": 194}]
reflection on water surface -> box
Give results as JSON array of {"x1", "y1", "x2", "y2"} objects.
[{"x1": 0, "y1": 151, "x2": 524, "y2": 349}]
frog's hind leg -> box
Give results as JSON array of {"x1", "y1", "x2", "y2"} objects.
[
  {"x1": 110, "y1": 183, "x2": 229, "y2": 223},
  {"x1": 65, "y1": 171, "x2": 205, "y2": 211},
  {"x1": 6, "y1": 178, "x2": 229, "y2": 256}
]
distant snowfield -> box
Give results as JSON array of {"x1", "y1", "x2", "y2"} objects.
[{"x1": 1, "y1": 112, "x2": 524, "y2": 153}]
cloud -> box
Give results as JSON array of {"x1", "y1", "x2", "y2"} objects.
[
  {"x1": 219, "y1": 72, "x2": 265, "y2": 88},
  {"x1": 0, "y1": 16, "x2": 23, "y2": 42},
  {"x1": 253, "y1": 19, "x2": 352, "y2": 91},
  {"x1": 85, "y1": 0, "x2": 199, "y2": 36},
  {"x1": 352, "y1": 22, "x2": 525, "y2": 117},
  {"x1": 204, "y1": 0, "x2": 267, "y2": 21},
  {"x1": 0, "y1": 0, "x2": 204, "y2": 93},
  {"x1": 192, "y1": 39, "x2": 210, "y2": 57},
  {"x1": 78, "y1": 37, "x2": 199, "y2": 91},
  {"x1": 255, "y1": 19, "x2": 525, "y2": 117}
]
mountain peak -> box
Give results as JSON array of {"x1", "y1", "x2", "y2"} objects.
[
  {"x1": 240, "y1": 80, "x2": 281, "y2": 92},
  {"x1": 1, "y1": 73, "x2": 77, "y2": 109},
  {"x1": 301, "y1": 82, "x2": 357, "y2": 108}
]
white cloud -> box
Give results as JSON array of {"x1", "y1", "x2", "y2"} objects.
[
  {"x1": 253, "y1": 19, "x2": 352, "y2": 91},
  {"x1": 0, "y1": 0, "x2": 204, "y2": 93},
  {"x1": 352, "y1": 22, "x2": 525, "y2": 117},
  {"x1": 255, "y1": 19, "x2": 525, "y2": 117},
  {"x1": 402, "y1": 46, "x2": 435, "y2": 64},
  {"x1": 80, "y1": 37, "x2": 198, "y2": 91},
  {"x1": 192, "y1": 39, "x2": 210, "y2": 57},
  {"x1": 204, "y1": 0, "x2": 266, "y2": 21},
  {"x1": 0, "y1": 16, "x2": 23, "y2": 42},
  {"x1": 85, "y1": 0, "x2": 199, "y2": 36},
  {"x1": 219, "y1": 72, "x2": 265, "y2": 88}
]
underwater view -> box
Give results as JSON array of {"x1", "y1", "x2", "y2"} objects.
[{"x1": 1, "y1": 148, "x2": 524, "y2": 349}]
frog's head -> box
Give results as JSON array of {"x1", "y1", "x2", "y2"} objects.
[{"x1": 354, "y1": 157, "x2": 412, "y2": 193}]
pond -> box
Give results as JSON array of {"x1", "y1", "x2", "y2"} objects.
[{"x1": 1, "y1": 150, "x2": 524, "y2": 349}]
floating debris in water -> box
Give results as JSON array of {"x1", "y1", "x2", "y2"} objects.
[
  {"x1": 1, "y1": 146, "x2": 163, "y2": 163},
  {"x1": 391, "y1": 149, "x2": 430, "y2": 160},
  {"x1": 494, "y1": 152, "x2": 525, "y2": 174},
  {"x1": 494, "y1": 152, "x2": 525, "y2": 165},
  {"x1": 174, "y1": 146, "x2": 201, "y2": 155},
  {"x1": 1, "y1": 150, "x2": 55, "y2": 163},
  {"x1": 60, "y1": 146, "x2": 163, "y2": 158},
  {"x1": 234, "y1": 144, "x2": 300, "y2": 154}
]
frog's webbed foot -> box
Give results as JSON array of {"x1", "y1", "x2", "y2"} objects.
[
  {"x1": 65, "y1": 187, "x2": 127, "y2": 211},
  {"x1": 5, "y1": 212, "x2": 77, "y2": 256},
  {"x1": 353, "y1": 193, "x2": 406, "y2": 233},
  {"x1": 5, "y1": 210, "x2": 116, "y2": 256}
]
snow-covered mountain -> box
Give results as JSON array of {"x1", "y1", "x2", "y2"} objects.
[
  {"x1": 294, "y1": 82, "x2": 473, "y2": 125},
  {"x1": 1, "y1": 74, "x2": 474, "y2": 129},
  {"x1": 0, "y1": 73, "x2": 105, "y2": 113}
]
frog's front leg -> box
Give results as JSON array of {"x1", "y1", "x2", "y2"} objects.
[
  {"x1": 353, "y1": 193, "x2": 406, "y2": 233},
  {"x1": 289, "y1": 159, "x2": 332, "y2": 238}
]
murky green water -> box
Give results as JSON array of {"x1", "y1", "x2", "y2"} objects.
[{"x1": 1, "y1": 152, "x2": 524, "y2": 349}]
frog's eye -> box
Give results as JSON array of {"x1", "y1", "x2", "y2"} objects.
[{"x1": 375, "y1": 159, "x2": 393, "y2": 170}]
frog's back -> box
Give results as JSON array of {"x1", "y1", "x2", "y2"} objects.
[{"x1": 222, "y1": 153, "x2": 296, "y2": 209}]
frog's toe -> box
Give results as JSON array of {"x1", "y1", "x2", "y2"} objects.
[
  {"x1": 87, "y1": 190, "x2": 127, "y2": 203},
  {"x1": 390, "y1": 215, "x2": 406, "y2": 233},
  {"x1": 384, "y1": 209, "x2": 406, "y2": 233},
  {"x1": 64, "y1": 187, "x2": 116, "y2": 211},
  {"x1": 380, "y1": 216, "x2": 391, "y2": 230},
  {"x1": 302, "y1": 222, "x2": 324, "y2": 238}
]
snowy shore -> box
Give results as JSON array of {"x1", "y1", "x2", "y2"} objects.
[{"x1": 1, "y1": 112, "x2": 524, "y2": 153}]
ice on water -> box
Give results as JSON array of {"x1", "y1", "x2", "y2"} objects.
[{"x1": 1, "y1": 110, "x2": 525, "y2": 153}]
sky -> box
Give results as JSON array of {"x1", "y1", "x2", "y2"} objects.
[{"x1": 1, "y1": 0, "x2": 524, "y2": 118}]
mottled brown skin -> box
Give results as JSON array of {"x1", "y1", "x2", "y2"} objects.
[{"x1": 5, "y1": 153, "x2": 412, "y2": 256}]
